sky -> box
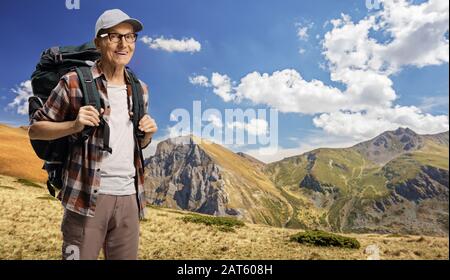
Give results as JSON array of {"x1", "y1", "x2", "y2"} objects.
[{"x1": 0, "y1": 0, "x2": 448, "y2": 163}]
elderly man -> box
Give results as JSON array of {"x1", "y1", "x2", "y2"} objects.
[{"x1": 28, "y1": 9, "x2": 157, "y2": 260}]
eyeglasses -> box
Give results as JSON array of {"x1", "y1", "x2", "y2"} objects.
[{"x1": 99, "y1": 32, "x2": 138, "y2": 43}]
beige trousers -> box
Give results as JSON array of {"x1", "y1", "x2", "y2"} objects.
[{"x1": 61, "y1": 194, "x2": 140, "y2": 260}]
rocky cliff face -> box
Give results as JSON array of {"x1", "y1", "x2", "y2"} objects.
[
  {"x1": 347, "y1": 165, "x2": 449, "y2": 236},
  {"x1": 144, "y1": 136, "x2": 233, "y2": 216},
  {"x1": 291, "y1": 165, "x2": 449, "y2": 236},
  {"x1": 388, "y1": 166, "x2": 448, "y2": 202}
]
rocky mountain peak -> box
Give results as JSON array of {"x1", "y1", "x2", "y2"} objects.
[
  {"x1": 393, "y1": 127, "x2": 416, "y2": 136},
  {"x1": 154, "y1": 134, "x2": 202, "y2": 156},
  {"x1": 144, "y1": 135, "x2": 235, "y2": 217},
  {"x1": 353, "y1": 127, "x2": 424, "y2": 164}
]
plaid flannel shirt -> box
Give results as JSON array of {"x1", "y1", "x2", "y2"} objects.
[{"x1": 30, "y1": 61, "x2": 150, "y2": 220}]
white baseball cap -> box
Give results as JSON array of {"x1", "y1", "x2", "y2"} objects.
[{"x1": 95, "y1": 9, "x2": 143, "y2": 37}]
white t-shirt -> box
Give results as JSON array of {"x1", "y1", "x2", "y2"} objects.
[{"x1": 98, "y1": 83, "x2": 136, "y2": 195}]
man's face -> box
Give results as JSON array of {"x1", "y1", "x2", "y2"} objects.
[{"x1": 95, "y1": 22, "x2": 136, "y2": 67}]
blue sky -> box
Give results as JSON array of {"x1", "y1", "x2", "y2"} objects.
[{"x1": 0, "y1": 0, "x2": 448, "y2": 162}]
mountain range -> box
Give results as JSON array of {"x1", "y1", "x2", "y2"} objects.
[{"x1": 144, "y1": 128, "x2": 449, "y2": 236}]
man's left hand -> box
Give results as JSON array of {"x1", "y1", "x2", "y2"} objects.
[{"x1": 138, "y1": 114, "x2": 158, "y2": 138}]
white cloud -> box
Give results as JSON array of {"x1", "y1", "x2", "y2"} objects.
[
  {"x1": 323, "y1": 0, "x2": 449, "y2": 76},
  {"x1": 331, "y1": 68, "x2": 397, "y2": 110},
  {"x1": 297, "y1": 27, "x2": 309, "y2": 41},
  {"x1": 189, "y1": 75, "x2": 210, "y2": 87},
  {"x1": 210, "y1": 72, "x2": 234, "y2": 102},
  {"x1": 378, "y1": 0, "x2": 449, "y2": 71},
  {"x1": 8, "y1": 80, "x2": 32, "y2": 115},
  {"x1": 246, "y1": 118, "x2": 269, "y2": 136},
  {"x1": 313, "y1": 106, "x2": 449, "y2": 141},
  {"x1": 227, "y1": 118, "x2": 268, "y2": 136},
  {"x1": 295, "y1": 22, "x2": 313, "y2": 41},
  {"x1": 298, "y1": 48, "x2": 306, "y2": 54},
  {"x1": 233, "y1": 69, "x2": 347, "y2": 114},
  {"x1": 140, "y1": 36, "x2": 201, "y2": 53}
]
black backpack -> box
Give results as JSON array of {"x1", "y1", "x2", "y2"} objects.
[{"x1": 28, "y1": 41, "x2": 146, "y2": 197}]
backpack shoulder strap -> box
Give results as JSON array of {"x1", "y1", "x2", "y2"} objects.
[
  {"x1": 126, "y1": 68, "x2": 145, "y2": 139},
  {"x1": 75, "y1": 66, "x2": 101, "y2": 111},
  {"x1": 74, "y1": 66, "x2": 112, "y2": 153}
]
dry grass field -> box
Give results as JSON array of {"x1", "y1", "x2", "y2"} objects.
[
  {"x1": 0, "y1": 124, "x2": 46, "y2": 183},
  {"x1": 0, "y1": 174, "x2": 447, "y2": 260}
]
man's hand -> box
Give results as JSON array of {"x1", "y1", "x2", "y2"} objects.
[
  {"x1": 72, "y1": 106, "x2": 104, "y2": 133},
  {"x1": 138, "y1": 114, "x2": 158, "y2": 141}
]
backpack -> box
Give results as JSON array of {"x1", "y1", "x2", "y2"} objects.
[{"x1": 28, "y1": 41, "x2": 146, "y2": 197}]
